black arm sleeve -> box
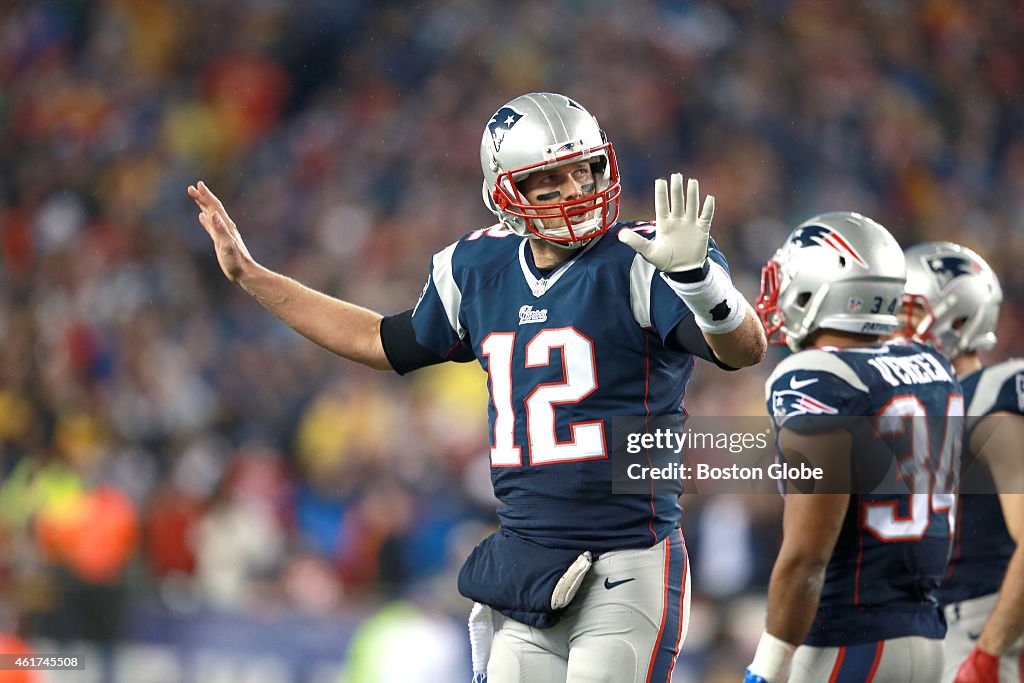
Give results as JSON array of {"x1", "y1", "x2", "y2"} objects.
[
  {"x1": 667, "y1": 314, "x2": 739, "y2": 371},
  {"x1": 380, "y1": 309, "x2": 474, "y2": 375}
]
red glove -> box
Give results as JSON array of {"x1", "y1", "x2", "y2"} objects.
[{"x1": 954, "y1": 646, "x2": 1000, "y2": 683}]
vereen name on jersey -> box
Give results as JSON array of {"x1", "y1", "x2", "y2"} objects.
[{"x1": 866, "y1": 352, "x2": 954, "y2": 387}]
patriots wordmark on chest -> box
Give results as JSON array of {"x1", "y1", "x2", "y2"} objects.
[{"x1": 518, "y1": 305, "x2": 548, "y2": 325}]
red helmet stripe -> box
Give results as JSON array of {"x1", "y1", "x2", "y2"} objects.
[{"x1": 823, "y1": 233, "x2": 868, "y2": 267}]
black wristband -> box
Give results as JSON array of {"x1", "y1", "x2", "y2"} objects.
[{"x1": 666, "y1": 261, "x2": 710, "y2": 283}]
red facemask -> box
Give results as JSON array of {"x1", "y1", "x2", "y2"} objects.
[
  {"x1": 756, "y1": 259, "x2": 788, "y2": 346},
  {"x1": 898, "y1": 292, "x2": 939, "y2": 347},
  {"x1": 491, "y1": 143, "x2": 622, "y2": 244}
]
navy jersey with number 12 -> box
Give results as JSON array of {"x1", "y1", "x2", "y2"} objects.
[
  {"x1": 765, "y1": 340, "x2": 963, "y2": 646},
  {"x1": 411, "y1": 223, "x2": 731, "y2": 552}
]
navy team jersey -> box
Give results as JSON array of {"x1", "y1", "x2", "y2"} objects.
[
  {"x1": 937, "y1": 359, "x2": 1024, "y2": 606},
  {"x1": 411, "y1": 222, "x2": 730, "y2": 552},
  {"x1": 765, "y1": 340, "x2": 963, "y2": 647}
]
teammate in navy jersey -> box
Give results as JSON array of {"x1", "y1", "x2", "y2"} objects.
[
  {"x1": 745, "y1": 213, "x2": 963, "y2": 683},
  {"x1": 901, "y1": 241, "x2": 1024, "y2": 683},
  {"x1": 190, "y1": 92, "x2": 766, "y2": 683}
]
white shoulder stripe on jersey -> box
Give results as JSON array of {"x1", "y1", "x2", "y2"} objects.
[
  {"x1": 764, "y1": 349, "x2": 870, "y2": 401},
  {"x1": 967, "y1": 358, "x2": 1024, "y2": 417},
  {"x1": 629, "y1": 253, "x2": 657, "y2": 328},
  {"x1": 431, "y1": 242, "x2": 465, "y2": 338}
]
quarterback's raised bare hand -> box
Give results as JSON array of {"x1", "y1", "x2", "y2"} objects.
[
  {"x1": 188, "y1": 181, "x2": 255, "y2": 283},
  {"x1": 618, "y1": 174, "x2": 714, "y2": 274}
]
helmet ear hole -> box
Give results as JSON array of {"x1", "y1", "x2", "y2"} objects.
[
  {"x1": 796, "y1": 292, "x2": 812, "y2": 307},
  {"x1": 838, "y1": 256, "x2": 847, "y2": 267},
  {"x1": 951, "y1": 316, "x2": 968, "y2": 331}
]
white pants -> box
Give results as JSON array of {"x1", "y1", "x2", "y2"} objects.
[
  {"x1": 790, "y1": 636, "x2": 944, "y2": 682},
  {"x1": 942, "y1": 592, "x2": 1024, "y2": 682},
  {"x1": 486, "y1": 529, "x2": 690, "y2": 683}
]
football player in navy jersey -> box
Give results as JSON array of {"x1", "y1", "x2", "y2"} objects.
[
  {"x1": 190, "y1": 92, "x2": 766, "y2": 683},
  {"x1": 901, "y1": 242, "x2": 1024, "y2": 683},
  {"x1": 745, "y1": 213, "x2": 963, "y2": 682}
]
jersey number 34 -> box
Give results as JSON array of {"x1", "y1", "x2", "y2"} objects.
[{"x1": 866, "y1": 395, "x2": 964, "y2": 540}]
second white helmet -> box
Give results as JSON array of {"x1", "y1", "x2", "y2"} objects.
[{"x1": 757, "y1": 212, "x2": 907, "y2": 352}]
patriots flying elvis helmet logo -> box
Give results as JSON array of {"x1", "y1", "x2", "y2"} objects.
[
  {"x1": 487, "y1": 106, "x2": 525, "y2": 153},
  {"x1": 926, "y1": 255, "x2": 981, "y2": 290},
  {"x1": 789, "y1": 225, "x2": 868, "y2": 268},
  {"x1": 771, "y1": 388, "x2": 839, "y2": 423}
]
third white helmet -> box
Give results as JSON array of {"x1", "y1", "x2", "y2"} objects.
[{"x1": 902, "y1": 241, "x2": 1002, "y2": 357}]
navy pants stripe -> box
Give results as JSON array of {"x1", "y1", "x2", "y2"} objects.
[{"x1": 645, "y1": 528, "x2": 688, "y2": 683}]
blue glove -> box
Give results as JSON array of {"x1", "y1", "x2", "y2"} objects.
[{"x1": 743, "y1": 669, "x2": 769, "y2": 683}]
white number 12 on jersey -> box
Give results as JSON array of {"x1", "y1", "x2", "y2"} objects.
[{"x1": 481, "y1": 327, "x2": 607, "y2": 467}]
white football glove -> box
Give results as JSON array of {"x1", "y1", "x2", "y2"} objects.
[{"x1": 618, "y1": 174, "x2": 714, "y2": 274}]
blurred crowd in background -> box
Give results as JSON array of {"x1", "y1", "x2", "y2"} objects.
[{"x1": 1, "y1": 0, "x2": 1022, "y2": 681}]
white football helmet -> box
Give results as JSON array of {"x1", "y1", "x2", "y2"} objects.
[
  {"x1": 757, "y1": 212, "x2": 906, "y2": 352},
  {"x1": 902, "y1": 241, "x2": 1002, "y2": 357},
  {"x1": 480, "y1": 93, "x2": 621, "y2": 244}
]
